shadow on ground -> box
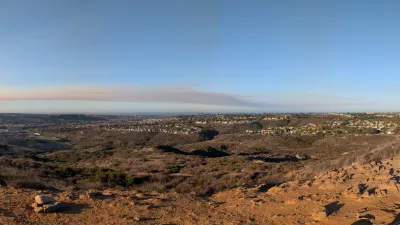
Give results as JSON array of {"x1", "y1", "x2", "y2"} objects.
[
  {"x1": 324, "y1": 201, "x2": 344, "y2": 216},
  {"x1": 0, "y1": 208, "x2": 15, "y2": 217},
  {"x1": 60, "y1": 203, "x2": 91, "y2": 214}
]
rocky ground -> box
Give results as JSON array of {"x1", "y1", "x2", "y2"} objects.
[{"x1": 3, "y1": 156, "x2": 400, "y2": 224}]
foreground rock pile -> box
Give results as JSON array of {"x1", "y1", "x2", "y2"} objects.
[{"x1": 31, "y1": 195, "x2": 68, "y2": 213}]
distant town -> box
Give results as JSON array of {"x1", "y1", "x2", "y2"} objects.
[{"x1": 2, "y1": 113, "x2": 400, "y2": 138}]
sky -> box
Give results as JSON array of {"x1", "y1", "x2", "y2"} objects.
[{"x1": 1, "y1": 0, "x2": 400, "y2": 113}]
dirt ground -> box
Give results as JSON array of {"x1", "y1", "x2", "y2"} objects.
[{"x1": 3, "y1": 155, "x2": 400, "y2": 224}]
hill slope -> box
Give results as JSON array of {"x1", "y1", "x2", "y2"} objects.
[{"x1": 2, "y1": 157, "x2": 400, "y2": 224}]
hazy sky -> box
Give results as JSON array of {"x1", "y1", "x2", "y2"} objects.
[{"x1": 1, "y1": 0, "x2": 400, "y2": 113}]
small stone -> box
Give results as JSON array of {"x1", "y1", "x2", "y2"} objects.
[
  {"x1": 134, "y1": 216, "x2": 141, "y2": 221},
  {"x1": 34, "y1": 206, "x2": 44, "y2": 213},
  {"x1": 31, "y1": 202, "x2": 41, "y2": 208},
  {"x1": 35, "y1": 195, "x2": 55, "y2": 205}
]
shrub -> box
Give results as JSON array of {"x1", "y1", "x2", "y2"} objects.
[
  {"x1": 9, "y1": 180, "x2": 50, "y2": 190},
  {"x1": 55, "y1": 165, "x2": 80, "y2": 178}
]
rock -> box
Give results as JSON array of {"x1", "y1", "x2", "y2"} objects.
[
  {"x1": 357, "y1": 213, "x2": 375, "y2": 222},
  {"x1": 312, "y1": 207, "x2": 327, "y2": 221},
  {"x1": 35, "y1": 195, "x2": 55, "y2": 205},
  {"x1": 33, "y1": 195, "x2": 69, "y2": 213},
  {"x1": 43, "y1": 202, "x2": 69, "y2": 213},
  {"x1": 33, "y1": 206, "x2": 44, "y2": 213},
  {"x1": 351, "y1": 219, "x2": 373, "y2": 225}
]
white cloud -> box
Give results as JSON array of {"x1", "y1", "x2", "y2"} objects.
[
  {"x1": 0, "y1": 84, "x2": 264, "y2": 107},
  {"x1": 0, "y1": 85, "x2": 378, "y2": 113}
]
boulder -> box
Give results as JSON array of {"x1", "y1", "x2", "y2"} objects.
[
  {"x1": 43, "y1": 202, "x2": 69, "y2": 213},
  {"x1": 35, "y1": 195, "x2": 55, "y2": 205}
]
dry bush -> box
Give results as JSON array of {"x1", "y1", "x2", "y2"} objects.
[
  {"x1": 136, "y1": 176, "x2": 188, "y2": 193},
  {"x1": 8, "y1": 180, "x2": 49, "y2": 190},
  {"x1": 0, "y1": 160, "x2": 69, "y2": 190},
  {"x1": 75, "y1": 179, "x2": 103, "y2": 190},
  {"x1": 0, "y1": 165, "x2": 53, "y2": 190},
  {"x1": 174, "y1": 175, "x2": 226, "y2": 197},
  {"x1": 0, "y1": 165, "x2": 38, "y2": 181}
]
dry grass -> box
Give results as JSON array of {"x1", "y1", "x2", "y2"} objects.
[
  {"x1": 0, "y1": 165, "x2": 54, "y2": 190},
  {"x1": 4, "y1": 123, "x2": 400, "y2": 198}
]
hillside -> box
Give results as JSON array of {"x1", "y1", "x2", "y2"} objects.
[{"x1": 2, "y1": 156, "x2": 400, "y2": 224}]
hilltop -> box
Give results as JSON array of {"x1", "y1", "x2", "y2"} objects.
[{"x1": 2, "y1": 155, "x2": 400, "y2": 224}]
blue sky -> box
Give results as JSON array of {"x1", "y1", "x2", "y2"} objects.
[{"x1": 1, "y1": 0, "x2": 400, "y2": 113}]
